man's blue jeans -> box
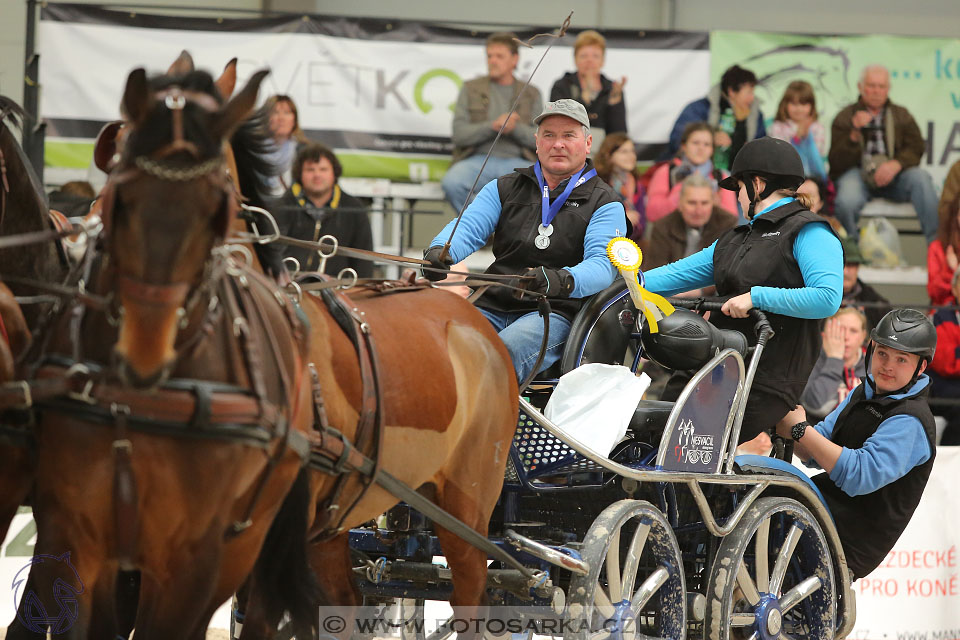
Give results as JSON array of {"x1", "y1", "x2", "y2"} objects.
[
  {"x1": 833, "y1": 166, "x2": 939, "y2": 243},
  {"x1": 441, "y1": 154, "x2": 528, "y2": 213},
  {"x1": 478, "y1": 307, "x2": 572, "y2": 384}
]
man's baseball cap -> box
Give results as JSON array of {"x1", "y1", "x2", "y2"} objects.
[
  {"x1": 534, "y1": 99, "x2": 590, "y2": 128},
  {"x1": 841, "y1": 236, "x2": 867, "y2": 265}
]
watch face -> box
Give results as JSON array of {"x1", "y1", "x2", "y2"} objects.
[{"x1": 792, "y1": 422, "x2": 807, "y2": 441}]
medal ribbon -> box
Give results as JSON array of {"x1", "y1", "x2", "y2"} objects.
[{"x1": 534, "y1": 162, "x2": 597, "y2": 228}]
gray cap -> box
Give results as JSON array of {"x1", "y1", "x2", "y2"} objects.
[{"x1": 533, "y1": 99, "x2": 590, "y2": 128}]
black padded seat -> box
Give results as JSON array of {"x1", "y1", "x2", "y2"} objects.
[{"x1": 627, "y1": 399, "x2": 674, "y2": 437}]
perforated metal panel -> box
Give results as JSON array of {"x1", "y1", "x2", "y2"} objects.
[{"x1": 510, "y1": 410, "x2": 582, "y2": 480}]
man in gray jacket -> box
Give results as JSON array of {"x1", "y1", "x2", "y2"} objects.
[{"x1": 441, "y1": 32, "x2": 543, "y2": 213}]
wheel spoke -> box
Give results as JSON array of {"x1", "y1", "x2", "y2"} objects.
[
  {"x1": 769, "y1": 523, "x2": 803, "y2": 595},
  {"x1": 736, "y1": 563, "x2": 762, "y2": 606},
  {"x1": 780, "y1": 575, "x2": 822, "y2": 613},
  {"x1": 755, "y1": 518, "x2": 771, "y2": 594},
  {"x1": 594, "y1": 579, "x2": 617, "y2": 618},
  {"x1": 620, "y1": 521, "x2": 650, "y2": 601},
  {"x1": 606, "y1": 527, "x2": 623, "y2": 602},
  {"x1": 629, "y1": 566, "x2": 669, "y2": 613},
  {"x1": 730, "y1": 613, "x2": 756, "y2": 627}
]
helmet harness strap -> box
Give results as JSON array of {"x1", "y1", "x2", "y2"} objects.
[{"x1": 863, "y1": 340, "x2": 926, "y2": 396}]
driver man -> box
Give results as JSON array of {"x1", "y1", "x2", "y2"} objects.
[
  {"x1": 778, "y1": 308, "x2": 938, "y2": 579},
  {"x1": 423, "y1": 100, "x2": 626, "y2": 382}
]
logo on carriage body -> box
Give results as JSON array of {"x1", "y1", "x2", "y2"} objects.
[
  {"x1": 11, "y1": 552, "x2": 84, "y2": 634},
  {"x1": 674, "y1": 419, "x2": 714, "y2": 465}
]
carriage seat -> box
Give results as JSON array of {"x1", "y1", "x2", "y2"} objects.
[
  {"x1": 627, "y1": 400, "x2": 674, "y2": 438},
  {"x1": 734, "y1": 454, "x2": 833, "y2": 521}
]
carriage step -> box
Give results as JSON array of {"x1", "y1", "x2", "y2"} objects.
[{"x1": 505, "y1": 529, "x2": 590, "y2": 575}]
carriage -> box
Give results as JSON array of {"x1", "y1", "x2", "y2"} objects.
[{"x1": 331, "y1": 279, "x2": 857, "y2": 640}]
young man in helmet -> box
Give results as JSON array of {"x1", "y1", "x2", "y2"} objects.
[
  {"x1": 643, "y1": 136, "x2": 844, "y2": 446},
  {"x1": 777, "y1": 308, "x2": 938, "y2": 580}
]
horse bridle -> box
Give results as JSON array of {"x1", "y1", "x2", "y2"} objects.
[{"x1": 99, "y1": 85, "x2": 237, "y2": 336}]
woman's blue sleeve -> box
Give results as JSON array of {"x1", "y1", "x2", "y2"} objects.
[
  {"x1": 641, "y1": 243, "x2": 717, "y2": 295},
  {"x1": 750, "y1": 223, "x2": 842, "y2": 319}
]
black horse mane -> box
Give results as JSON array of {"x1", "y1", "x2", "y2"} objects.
[
  {"x1": 0, "y1": 95, "x2": 26, "y2": 131},
  {"x1": 231, "y1": 104, "x2": 280, "y2": 208},
  {"x1": 124, "y1": 70, "x2": 224, "y2": 163}
]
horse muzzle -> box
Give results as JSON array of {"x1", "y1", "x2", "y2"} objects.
[{"x1": 113, "y1": 275, "x2": 190, "y2": 387}]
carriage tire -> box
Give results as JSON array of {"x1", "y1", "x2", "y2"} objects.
[
  {"x1": 703, "y1": 496, "x2": 835, "y2": 640},
  {"x1": 564, "y1": 499, "x2": 686, "y2": 640}
]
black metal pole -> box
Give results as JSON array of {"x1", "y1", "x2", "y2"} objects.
[{"x1": 23, "y1": 0, "x2": 46, "y2": 185}]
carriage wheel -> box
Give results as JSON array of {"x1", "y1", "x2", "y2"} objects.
[
  {"x1": 704, "y1": 497, "x2": 835, "y2": 640},
  {"x1": 564, "y1": 499, "x2": 686, "y2": 640}
]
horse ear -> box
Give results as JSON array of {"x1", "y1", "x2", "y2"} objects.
[
  {"x1": 215, "y1": 58, "x2": 238, "y2": 100},
  {"x1": 211, "y1": 69, "x2": 269, "y2": 140},
  {"x1": 121, "y1": 68, "x2": 150, "y2": 125},
  {"x1": 166, "y1": 50, "x2": 195, "y2": 76}
]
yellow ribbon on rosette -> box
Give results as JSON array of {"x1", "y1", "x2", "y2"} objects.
[{"x1": 606, "y1": 237, "x2": 675, "y2": 333}]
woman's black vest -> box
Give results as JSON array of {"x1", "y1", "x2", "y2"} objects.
[
  {"x1": 478, "y1": 160, "x2": 623, "y2": 320},
  {"x1": 710, "y1": 201, "x2": 839, "y2": 404},
  {"x1": 812, "y1": 381, "x2": 937, "y2": 579}
]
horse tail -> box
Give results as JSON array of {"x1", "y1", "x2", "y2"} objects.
[{"x1": 253, "y1": 467, "x2": 317, "y2": 637}]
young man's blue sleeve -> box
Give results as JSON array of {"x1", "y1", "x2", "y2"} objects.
[
  {"x1": 641, "y1": 243, "x2": 717, "y2": 295},
  {"x1": 828, "y1": 415, "x2": 932, "y2": 496},
  {"x1": 429, "y1": 179, "x2": 501, "y2": 261},
  {"x1": 566, "y1": 201, "x2": 623, "y2": 298},
  {"x1": 751, "y1": 222, "x2": 842, "y2": 319}
]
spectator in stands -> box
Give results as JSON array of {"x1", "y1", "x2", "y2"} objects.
[
  {"x1": 270, "y1": 143, "x2": 373, "y2": 278},
  {"x1": 828, "y1": 65, "x2": 938, "y2": 244},
  {"x1": 424, "y1": 100, "x2": 624, "y2": 383},
  {"x1": 550, "y1": 29, "x2": 627, "y2": 152},
  {"x1": 643, "y1": 174, "x2": 736, "y2": 276},
  {"x1": 798, "y1": 177, "x2": 847, "y2": 237},
  {"x1": 667, "y1": 65, "x2": 766, "y2": 171},
  {"x1": 779, "y1": 308, "x2": 938, "y2": 580},
  {"x1": 801, "y1": 307, "x2": 868, "y2": 423},
  {"x1": 595, "y1": 133, "x2": 645, "y2": 240},
  {"x1": 646, "y1": 122, "x2": 738, "y2": 222},
  {"x1": 840, "y1": 236, "x2": 890, "y2": 331},
  {"x1": 442, "y1": 32, "x2": 542, "y2": 215},
  {"x1": 643, "y1": 137, "x2": 842, "y2": 447},
  {"x1": 263, "y1": 94, "x2": 308, "y2": 196},
  {"x1": 927, "y1": 191, "x2": 960, "y2": 306},
  {"x1": 769, "y1": 80, "x2": 828, "y2": 182},
  {"x1": 939, "y1": 158, "x2": 960, "y2": 225},
  {"x1": 929, "y1": 268, "x2": 960, "y2": 445}
]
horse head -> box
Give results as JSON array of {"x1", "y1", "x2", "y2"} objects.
[{"x1": 106, "y1": 65, "x2": 268, "y2": 386}]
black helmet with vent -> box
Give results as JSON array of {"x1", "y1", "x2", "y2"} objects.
[
  {"x1": 865, "y1": 308, "x2": 937, "y2": 394},
  {"x1": 718, "y1": 137, "x2": 805, "y2": 218}
]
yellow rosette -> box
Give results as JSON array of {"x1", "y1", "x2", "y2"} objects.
[{"x1": 606, "y1": 237, "x2": 675, "y2": 333}]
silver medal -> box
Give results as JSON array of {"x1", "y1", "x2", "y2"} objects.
[
  {"x1": 537, "y1": 223, "x2": 554, "y2": 237},
  {"x1": 535, "y1": 235, "x2": 551, "y2": 250}
]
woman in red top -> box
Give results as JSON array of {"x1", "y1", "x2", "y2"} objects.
[
  {"x1": 645, "y1": 121, "x2": 738, "y2": 222},
  {"x1": 927, "y1": 194, "x2": 960, "y2": 306}
]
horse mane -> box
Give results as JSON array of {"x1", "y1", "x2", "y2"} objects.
[
  {"x1": 124, "y1": 71, "x2": 224, "y2": 163},
  {"x1": 231, "y1": 105, "x2": 280, "y2": 208},
  {"x1": 0, "y1": 95, "x2": 27, "y2": 131}
]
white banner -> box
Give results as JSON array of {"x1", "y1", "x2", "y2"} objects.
[{"x1": 37, "y1": 6, "x2": 708, "y2": 180}]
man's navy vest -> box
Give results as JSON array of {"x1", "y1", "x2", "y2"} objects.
[
  {"x1": 478, "y1": 160, "x2": 623, "y2": 319},
  {"x1": 710, "y1": 201, "x2": 839, "y2": 404},
  {"x1": 812, "y1": 381, "x2": 936, "y2": 579}
]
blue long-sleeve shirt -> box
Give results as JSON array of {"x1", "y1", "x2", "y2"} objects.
[
  {"x1": 642, "y1": 198, "x2": 843, "y2": 319},
  {"x1": 430, "y1": 178, "x2": 622, "y2": 298},
  {"x1": 806, "y1": 375, "x2": 933, "y2": 497}
]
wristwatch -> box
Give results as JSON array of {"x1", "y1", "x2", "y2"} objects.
[{"x1": 791, "y1": 420, "x2": 810, "y2": 441}]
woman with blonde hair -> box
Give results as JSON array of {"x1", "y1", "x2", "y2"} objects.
[
  {"x1": 769, "y1": 80, "x2": 827, "y2": 181},
  {"x1": 550, "y1": 29, "x2": 627, "y2": 148},
  {"x1": 263, "y1": 94, "x2": 309, "y2": 195},
  {"x1": 800, "y1": 306, "x2": 869, "y2": 421}
]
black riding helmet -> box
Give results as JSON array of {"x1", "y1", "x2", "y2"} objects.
[
  {"x1": 718, "y1": 137, "x2": 805, "y2": 218},
  {"x1": 865, "y1": 308, "x2": 937, "y2": 395}
]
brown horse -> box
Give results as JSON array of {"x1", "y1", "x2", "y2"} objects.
[{"x1": 13, "y1": 67, "x2": 318, "y2": 639}]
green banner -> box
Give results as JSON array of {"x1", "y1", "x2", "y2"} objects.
[{"x1": 711, "y1": 31, "x2": 960, "y2": 187}]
